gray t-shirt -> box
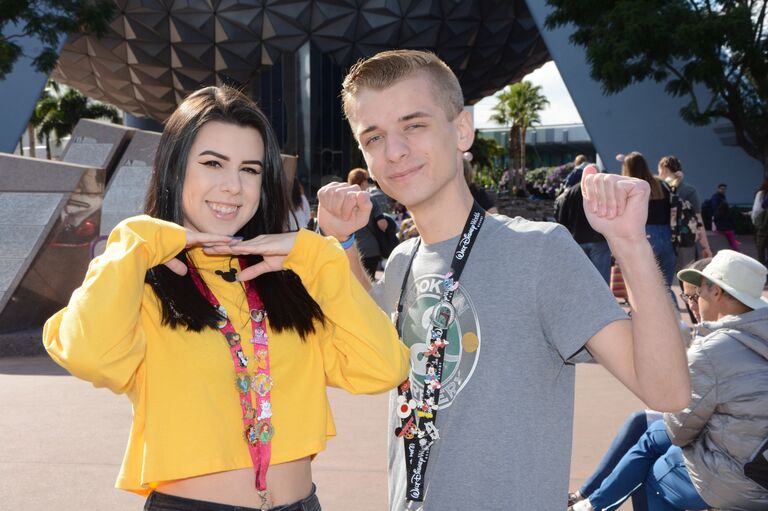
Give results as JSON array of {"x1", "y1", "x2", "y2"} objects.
[
  {"x1": 676, "y1": 181, "x2": 701, "y2": 214},
  {"x1": 371, "y1": 214, "x2": 627, "y2": 510}
]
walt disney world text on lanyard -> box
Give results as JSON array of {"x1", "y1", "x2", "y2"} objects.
[
  {"x1": 392, "y1": 202, "x2": 485, "y2": 505},
  {"x1": 188, "y1": 258, "x2": 275, "y2": 510}
]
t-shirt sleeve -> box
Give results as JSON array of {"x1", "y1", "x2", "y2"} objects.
[{"x1": 535, "y1": 224, "x2": 628, "y2": 362}]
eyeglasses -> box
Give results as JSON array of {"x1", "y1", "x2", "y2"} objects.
[{"x1": 679, "y1": 292, "x2": 700, "y2": 304}]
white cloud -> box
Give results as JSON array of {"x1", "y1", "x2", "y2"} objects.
[{"x1": 472, "y1": 61, "x2": 582, "y2": 129}]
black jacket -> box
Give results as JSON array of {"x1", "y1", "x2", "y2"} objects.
[{"x1": 555, "y1": 183, "x2": 606, "y2": 244}]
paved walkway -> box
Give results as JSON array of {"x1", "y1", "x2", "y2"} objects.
[
  {"x1": 2, "y1": 235, "x2": 761, "y2": 510},
  {"x1": 0, "y1": 354, "x2": 643, "y2": 510}
]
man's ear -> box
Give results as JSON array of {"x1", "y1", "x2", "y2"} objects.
[
  {"x1": 455, "y1": 109, "x2": 475, "y2": 152},
  {"x1": 713, "y1": 285, "x2": 726, "y2": 302}
]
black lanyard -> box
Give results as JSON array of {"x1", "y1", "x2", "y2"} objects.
[{"x1": 393, "y1": 202, "x2": 485, "y2": 503}]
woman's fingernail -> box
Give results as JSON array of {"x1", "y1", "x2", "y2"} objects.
[{"x1": 230, "y1": 236, "x2": 244, "y2": 241}]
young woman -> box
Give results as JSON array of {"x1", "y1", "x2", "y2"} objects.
[
  {"x1": 751, "y1": 178, "x2": 768, "y2": 265},
  {"x1": 43, "y1": 86, "x2": 409, "y2": 511},
  {"x1": 622, "y1": 152, "x2": 676, "y2": 286}
]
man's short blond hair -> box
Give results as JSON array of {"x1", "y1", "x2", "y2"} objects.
[{"x1": 341, "y1": 49, "x2": 464, "y2": 122}]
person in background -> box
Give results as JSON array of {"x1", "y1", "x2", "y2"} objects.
[
  {"x1": 710, "y1": 183, "x2": 728, "y2": 214},
  {"x1": 43, "y1": 86, "x2": 408, "y2": 511},
  {"x1": 564, "y1": 154, "x2": 589, "y2": 188},
  {"x1": 570, "y1": 251, "x2": 768, "y2": 511},
  {"x1": 556, "y1": 163, "x2": 612, "y2": 284},
  {"x1": 463, "y1": 152, "x2": 499, "y2": 214},
  {"x1": 287, "y1": 177, "x2": 311, "y2": 230},
  {"x1": 568, "y1": 257, "x2": 711, "y2": 510},
  {"x1": 751, "y1": 178, "x2": 768, "y2": 265},
  {"x1": 711, "y1": 183, "x2": 741, "y2": 251},
  {"x1": 368, "y1": 177, "x2": 393, "y2": 215},
  {"x1": 621, "y1": 152, "x2": 676, "y2": 288},
  {"x1": 657, "y1": 156, "x2": 711, "y2": 269},
  {"x1": 347, "y1": 167, "x2": 388, "y2": 278}
]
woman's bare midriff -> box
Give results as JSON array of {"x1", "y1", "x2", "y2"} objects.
[{"x1": 156, "y1": 457, "x2": 313, "y2": 507}]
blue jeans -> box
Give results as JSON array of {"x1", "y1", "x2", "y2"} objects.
[
  {"x1": 588, "y1": 421, "x2": 709, "y2": 511},
  {"x1": 580, "y1": 411, "x2": 651, "y2": 510},
  {"x1": 645, "y1": 224, "x2": 676, "y2": 287},
  {"x1": 580, "y1": 241, "x2": 612, "y2": 284}
]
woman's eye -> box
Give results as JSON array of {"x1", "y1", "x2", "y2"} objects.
[
  {"x1": 241, "y1": 166, "x2": 262, "y2": 175},
  {"x1": 202, "y1": 160, "x2": 222, "y2": 168}
]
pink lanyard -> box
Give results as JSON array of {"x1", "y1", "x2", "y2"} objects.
[{"x1": 188, "y1": 258, "x2": 273, "y2": 504}]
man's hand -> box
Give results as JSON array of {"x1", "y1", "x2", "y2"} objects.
[
  {"x1": 317, "y1": 182, "x2": 372, "y2": 240},
  {"x1": 202, "y1": 232, "x2": 299, "y2": 281},
  {"x1": 581, "y1": 165, "x2": 649, "y2": 243},
  {"x1": 163, "y1": 230, "x2": 239, "y2": 276}
]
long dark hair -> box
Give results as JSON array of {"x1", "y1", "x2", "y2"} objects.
[
  {"x1": 757, "y1": 178, "x2": 768, "y2": 196},
  {"x1": 290, "y1": 178, "x2": 304, "y2": 210},
  {"x1": 622, "y1": 151, "x2": 664, "y2": 200},
  {"x1": 144, "y1": 86, "x2": 323, "y2": 338}
]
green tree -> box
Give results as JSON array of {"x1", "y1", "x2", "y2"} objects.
[
  {"x1": 35, "y1": 85, "x2": 121, "y2": 159},
  {"x1": 546, "y1": 0, "x2": 768, "y2": 175},
  {"x1": 470, "y1": 133, "x2": 505, "y2": 188},
  {"x1": 490, "y1": 81, "x2": 549, "y2": 187},
  {"x1": 0, "y1": 0, "x2": 115, "y2": 81}
]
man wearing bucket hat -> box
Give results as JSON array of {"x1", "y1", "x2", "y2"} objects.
[
  {"x1": 571, "y1": 250, "x2": 768, "y2": 511},
  {"x1": 669, "y1": 250, "x2": 768, "y2": 509}
]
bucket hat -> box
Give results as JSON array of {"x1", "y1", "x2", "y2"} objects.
[{"x1": 678, "y1": 250, "x2": 768, "y2": 309}]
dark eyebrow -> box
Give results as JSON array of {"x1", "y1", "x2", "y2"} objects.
[
  {"x1": 199, "y1": 150, "x2": 229, "y2": 160},
  {"x1": 358, "y1": 111, "x2": 433, "y2": 137},
  {"x1": 199, "y1": 150, "x2": 263, "y2": 166}
]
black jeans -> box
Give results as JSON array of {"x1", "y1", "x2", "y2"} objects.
[{"x1": 144, "y1": 485, "x2": 321, "y2": 511}]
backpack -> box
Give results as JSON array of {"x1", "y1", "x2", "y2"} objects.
[
  {"x1": 669, "y1": 185, "x2": 698, "y2": 248},
  {"x1": 372, "y1": 214, "x2": 400, "y2": 258},
  {"x1": 745, "y1": 436, "x2": 768, "y2": 490}
]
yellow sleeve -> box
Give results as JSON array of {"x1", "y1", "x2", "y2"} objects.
[
  {"x1": 43, "y1": 215, "x2": 186, "y2": 394},
  {"x1": 284, "y1": 229, "x2": 409, "y2": 394}
]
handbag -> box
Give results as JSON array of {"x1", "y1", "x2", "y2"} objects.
[
  {"x1": 745, "y1": 437, "x2": 768, "y2": 490},
  {"x1": 610, "y1": 263, "x2": 628, "y2": 303}
]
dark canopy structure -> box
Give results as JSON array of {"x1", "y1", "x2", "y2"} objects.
[
  {"x1": 52, "y1": 0, "x2": 549, "y2": 189},
  {"x1": 54, "y1": 0, "x2": 548, "y2": 120}
]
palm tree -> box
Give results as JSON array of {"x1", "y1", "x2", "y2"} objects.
[
  {"x1": 27, "y1": 81, "x2": 61, "y2": 159},
  {"x1": 490, "y1": 81, "x2": 549, "y2": 189},
  {"x1": 35, "y1": 84, "x2": 121, "y2": 159}
]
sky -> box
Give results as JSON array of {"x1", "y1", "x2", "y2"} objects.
[{"x1": 472, "y1": 61, "x2": 583, "y2": 129}]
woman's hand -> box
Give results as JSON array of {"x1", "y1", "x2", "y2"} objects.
[
  {"x1": 163, "y1": 229, "x2": 241, "y2": 276},
  {"x1": 202, "y1": 232, "x2": 299, "y2": 280}
]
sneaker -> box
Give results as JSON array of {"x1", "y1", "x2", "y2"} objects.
[{"x1": 568, "y1": 499, "x2": 593, "y2": 511}]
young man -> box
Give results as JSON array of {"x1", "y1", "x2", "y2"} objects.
[{"x1": 317, "y1": 50, "x2": 689, "y2": 510}]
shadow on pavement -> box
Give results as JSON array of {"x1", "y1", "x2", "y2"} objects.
[{"x1": 0, "y1": 355, "x2": 69, "y2": 376}]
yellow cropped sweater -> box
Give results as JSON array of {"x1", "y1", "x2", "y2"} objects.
[{"x1": 43, "y1": 215, "x2": 408, "y2": 495}]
